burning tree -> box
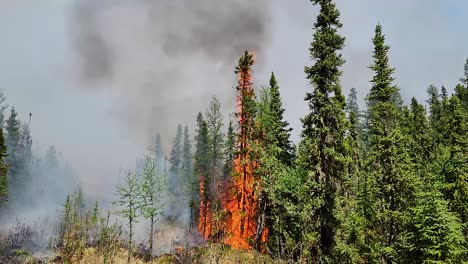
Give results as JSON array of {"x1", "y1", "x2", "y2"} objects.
[{"x1": 221, "y1": 50, "x2": 267, "y2": 249}]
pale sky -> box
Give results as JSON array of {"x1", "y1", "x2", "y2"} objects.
[{"x1": 0, "y1": 0, "x2": 467, "y2": 191}]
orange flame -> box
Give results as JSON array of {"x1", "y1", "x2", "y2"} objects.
[
  {"x1": 198, "y1": 175, "x2": 213, "y2": 239},
  {"x1": 197, "y1": 51, "x2": 268, "y2": 250}
]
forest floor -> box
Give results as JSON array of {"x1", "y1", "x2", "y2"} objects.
[{"x1": 2, "y1": 243, "x2": 277, "y2": 264}]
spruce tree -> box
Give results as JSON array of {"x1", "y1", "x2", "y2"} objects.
[
  {"x1": 223, "y1": 121, "x2": 236, "y2": 179},
  {"x1": 407, "y1": 98, "x2": 432, "y2": 173},
  {"x1": 460, "y1": 58, "x2": 468, "y2": 88},
  {"x1": 181, "y1": 126, "x2": 192, "y2": 190},
  {"x1": 0, "y1": 92, "x2": 8, "y2": 129},
  {"x1": 168, "y1": 124, "x2": 183, "y2": 193},
  {"x1": 365, "y1": 24, "x2": 416, "y2": 262},
  {"x1": 267, "y1": 72, "x2": 294, "y2": 165},
  {"x1": 194, "y1": 113, "x2": 210, "y2": 236},
  {"x1": 426, "y1": 85, "x2": 443, "y2": 145},
  {"x1": 205, "y1": 96, "x2": 224, "y2": 213},
  {"x1": 299, "y1": 0, "x2": 348, "y2": 260},
  {"x1": 206, "y1": 96, "x2": 224, "y2": 173},
  {"x1": 400, "y1": 186, "x2": 466, "y2": 263},
  {"x1": 5, "y1": 107, "x2": 20, "y2": 163},
  {"x1": 154, "y1": 132, "x2": 164, "y2": 175},
  {"x1": 0, "y1": 128, "x2": 8, "y2": 205},
  {"x1": 438, "y1": 95, "x2": 468, "y2": 227},
  {"x1": 255, "y1": 78, "x2": 295, "y2": 253}
]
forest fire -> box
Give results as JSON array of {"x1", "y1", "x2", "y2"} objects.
[
  {"x1": 197, "y1": 51, "x2": 268, "y2": 250},
  {"x1": 198, "y1": 175, "x2": 213, "y2": 239}
]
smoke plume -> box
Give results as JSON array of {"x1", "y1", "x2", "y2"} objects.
[{"x1": 70, "y1": 0, "x2": 272, "y2": 144}]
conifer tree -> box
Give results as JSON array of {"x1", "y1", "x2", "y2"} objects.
[
  {"x1": 400, "y1": 186, "x2": 466, "y2": 263},
  {"x1": 206, "y1": 96, "x2": 224, "y2": 173},
  {"x1": 5, "y1": 107, "x2": 20, "y2": 163},
  {"x1": 0, "y1": 92, "x2": 8, "y2": 129},
  {"x1": 267, "y1": 73, "x2": 294, "y2": 165},
  {"x1": 460, "y1": 58, "x2": 468, "y2": 88},
  {"x1": 254, "y1": 77, "x2": 294, "y2": 253},
  {"x1": 154, "y1": 132, "x2": 164, "y2": 175},
  {"x1": 181, "y1": 126, "x2": 192, "y2": 189},
  {"x1": 223, "y1": 121, "x2": 236, "y2": 179},
  {"x1": 426, "y1": 85, "x2": 443, "y2": 145},
  {"x1": 45, "y1": 145, "x2": 59, "y2": 169},
  {"x1": 299, "y1": 0, "x2": 348, "y2": 260},
  {"x1": 0, "y1": 128, "x2": 8, "y2": 205},
  {"x1": 438, "y1": 95, "x2": 468, "y2": 227},
  {"x1": 206, "y1": 96, "x2": 224, "y2": 212},
  {"x1": 407, "y1": 98, "x2": 432, "y2": 173},
  {"x1": 194, "y1": 113, "x2": 210, "y2": 236},
  {"x1": 168, "y1": 124, "x2": 183, "y2": 193},
  {"x1": 365, "y1": 24, "x2": 416, "y2": 262}
]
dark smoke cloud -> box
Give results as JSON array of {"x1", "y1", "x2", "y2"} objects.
[{"x1": 71, "y1": 0, "x2": 272, "y2": 144}]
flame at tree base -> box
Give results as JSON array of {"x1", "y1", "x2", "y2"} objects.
[{"x1": 197, "y1": 50, "x2": 268, "y2": 250}]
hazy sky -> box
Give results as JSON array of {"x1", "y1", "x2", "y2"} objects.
[{"x1": 0, "y1": 0, "x2": 467, "y2": 191}]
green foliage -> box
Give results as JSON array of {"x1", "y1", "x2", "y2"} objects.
[
  {"x1": 223, "y1": 121, "x2": 236, "y2": 179},
  {"x1": 113, "y1": 172, "x2": 141, "y2": 264},
  {"x1": 181, "y1": 126, "x2": 193, "y2": 191},
  {"x1": 0, "y1": 128, "x2": 8, "y2": 205},
  {"x1": 138, "y1": 156, "x2": 165, "y2": 254},
  {"x1": 437, "y1": 96, "x2": 468, "y2": 225},
  {"x1": 460, "y1": 58, "x2": 468, "y2": 88},
  {"x1": 5, "y1": 107, "x2": 20, "y2": 158},
  {"x1": 169, "y1": 124, "x2": 183, "y2": 193},
  {"x1": 299, "y1": 0, "x2": 348, "y2": 260},
  {"x1": 364, "y1": 24, "x2": 418, "y2": 262},
  {"x1": 193, "y1": 112, "x2": 210, "y2": 228},
  {"x1": 206, "y1": 96, "x2": 224, "y2": 173},
  {"x1": 399, "y1": 188, "x2": 466, "y2": 264}
]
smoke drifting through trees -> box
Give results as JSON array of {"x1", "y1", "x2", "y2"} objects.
[{"x1": 70, "y1": 0, "x2": 272, "y2": 145}]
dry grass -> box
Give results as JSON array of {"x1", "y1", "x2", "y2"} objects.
[{"x1": 47, "y1": 243, "x2": 279, "y2": 264}]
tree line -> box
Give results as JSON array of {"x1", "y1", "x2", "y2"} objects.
[{"x1": 155, "y1": 0, "x2": 467, "y2": 263}]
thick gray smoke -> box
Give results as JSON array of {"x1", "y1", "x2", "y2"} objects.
[{"x1": 71, "y1": 0, "x2": 272, "y2": 145}]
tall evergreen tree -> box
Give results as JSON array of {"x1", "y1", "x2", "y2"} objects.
[
  {"x1": 255, "y1": 77, "x2": 295, "y2": 253},
  {"x1": 0, "y1": 128, "x2": 8, "y2": 205},
  {"x1": 299, "y1": 0, "x2": 348, "y2": 260},
  {"x1": 45, "y1": 145, "x2": 59, "y2": 169},
  {"x1": 0, "y1": 92, "x2": 8, "y2": 129},
  {"x1": 426, "y1": 85, "x2": 443, "y2": 145},
  {"x1": 205, "y1": 96, "x2": 224, "y2": 212},
  {"x1": 438, "y1": 95, "x2": 468, "y2": 227},
  {"x1": 460, "y1": 58, "x2": 468, "y2": 87},
  {"x1": 223, "y1": 121, "x2": 236, "y2": 179},
  {"x1": 365, "y1": 24, "x2": 416, "y2": 262},
  {"x1": 181, "y1": 126, "x2": 193, "y2": 193},
  {"x1": 267, "y1": 73, "x2": 294, "y2": 165},
  {"x1": 154, "y1": 132, "x2": 164, "y2": 175},
  {"x1": 206, "y1": 96, "x2": 224, "y2": 172},
  {"x1": 5, "y1": 107, "x2": 20, "y2": 163},
  {"x1": 407, "y1": 98, "x2": 432, "y2": 172},
  {"x1": 194, "y1": 113, "x2": 210, "y2": 236},
  {"x1": 346, "y1": 88, "x2": 360, "y2": 116},
  {"x1": 168, "y1": 124, "x2": 183, "y2": 193}
]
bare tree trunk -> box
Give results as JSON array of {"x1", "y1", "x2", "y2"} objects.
[
  {"x1": 150, "y1": 216, "x2": 154, "y2": 256},
  {"x1": 128, "y1": 217, "x2": 133, "y2": 264}
]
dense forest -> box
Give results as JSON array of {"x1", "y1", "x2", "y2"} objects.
[{"x1": 1, "y1": 0, "x2": 467, "y2": 263}]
